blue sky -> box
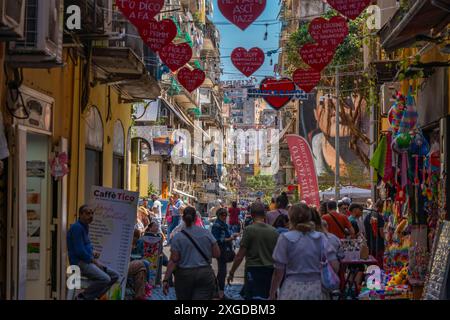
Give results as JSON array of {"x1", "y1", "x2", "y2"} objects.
[{"x1": 211, "y1": 1, "x2": 282, "y2": 82}]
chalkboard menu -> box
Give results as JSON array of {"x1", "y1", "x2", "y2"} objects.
[{"x1": 422, "y1": 221, "x2": 450, "y2": 300}]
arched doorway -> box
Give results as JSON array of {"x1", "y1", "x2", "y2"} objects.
[{"x1": 84, "y1": 106, "x2": 103, "y2": 202}]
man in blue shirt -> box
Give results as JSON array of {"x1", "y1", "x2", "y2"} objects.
[
  {"x1": 167, "y1": 194, "x2": 184, "y2": 239},
  {"x1": 67, "y1": 205, "x2": 119, "y2": 300}
]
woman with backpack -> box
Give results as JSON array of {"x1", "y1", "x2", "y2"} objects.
[
  {"x1": 163, "y1": 206, "x2": 221, "y2": 300},
  {"x1": 211, "y1": 208, "x2": 238, "y2": 299}
]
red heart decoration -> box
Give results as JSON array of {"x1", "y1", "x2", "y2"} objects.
[
  {"x1": 299, "y1": 43, "x2": 336, "y2": 72},
  {"x1": 177, "y1": 67, "x2": 206, "y2": 93},
  {"x1": 326, "y1": 0, "x2": 372, "y2": 20},
  {"x1": 309, "y1": 16, "x2": 349, "y2": 49},
  {"x1": 260, "y1": 77, "x2": 295, "y2": 110},
  {"x1": 231, "y1": 47, "x2": 265, "y2": 77},
  {"x1": 115, "y1": 0, "x2": 164, "y2": 27},
  {"x1": 293, "y1": 68, "x2": 321, "y2": 93},
  {"x1": 139, "y1": 19, "x2": 177, "y2": 53},
  {"x1": 159, "y1": 43, "x2": 193, "y2": 72},
  {"x1": 218, "y1": 0, "x2": 267, "y2": 31}
]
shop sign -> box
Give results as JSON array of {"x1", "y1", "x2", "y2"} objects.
[{"x1": 88, "y1": 186, "x2": 139, "y2": 300}]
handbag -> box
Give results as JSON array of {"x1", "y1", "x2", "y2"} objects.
[
  {"x1": 220, "y1": 225, "x2": 236, "y2": 263},
  {"x1": 320, "y1": 236, "x2": 340, "y2": 292},
  {"x1": 220, "y1": 243, "x2": 236, "y2": 263}
]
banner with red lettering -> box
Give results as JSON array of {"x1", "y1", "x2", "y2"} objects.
[{"x1": 286, "y1": 134, "x2": 320, "y2": 208}]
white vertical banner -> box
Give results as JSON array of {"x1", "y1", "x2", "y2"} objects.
[{"x1": 89, "y1": 186, "x2": 139, "y2": 300}]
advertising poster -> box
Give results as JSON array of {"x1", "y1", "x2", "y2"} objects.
[
  {"x1": 286, "y1": 134, "x2": 321, "y2": 208},
  {"x1": 26, "y1": 161, "x2": 45, "y2": 281},
  {"x1": 89, "y1": 186, "x2": 139, "y2": 300}
]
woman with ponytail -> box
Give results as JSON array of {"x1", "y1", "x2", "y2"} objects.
[
  {"x1": 269, "y1": 203, "x2": 338, "y2": 300},
  {"x1": 163, "y1": 206, "x2": 220, "y2": 300}
]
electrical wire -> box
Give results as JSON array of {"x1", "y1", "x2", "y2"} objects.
[{"x1": 4, "y1": 63, "x2": 29, "y2": 120}]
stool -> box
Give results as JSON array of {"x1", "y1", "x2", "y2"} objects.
[{"x1": 66, "y1": 276, "x2": 91, "y2": 300}]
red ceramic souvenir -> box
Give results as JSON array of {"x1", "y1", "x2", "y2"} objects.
[
  {"x1": 299, "y1": 43, "x2": 336, "y2": 72},
  {"x1": 326, "y1": 0, "x2": 372, "y2": 20},
  {"x1": 159, "y1": 42, "x2": 193, "y2": 72},
  {"x1": 177, "y1": 67, "x2": 206, "y2": 93},
  {"x1": 218, "y1": 0, "x2": 267, "y2": 31},
  {"x1": 260, "y1": 77, "x2": 296, "y2": 110},
  {"x1": 292, "y1": 68, "x2": 321, "y2": 93},
  {"x1": 139, "y1": 19, "x2": 177, "y2": 53},
  {"x1": 231, "y1": 47, "x2": 265, "y2": 77},
  {"x1": 116, "y1": 0, "x2": 164, "y2": 27},
  {"x1": 308, "y1": 16, "x2": 349, "y2": 49}
]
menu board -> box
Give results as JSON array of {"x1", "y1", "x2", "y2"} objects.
[
  {"x1": 422, "y1": 221, "x2": 450, "y2": 300},
  {"x1": 26, "y1": 160, "x2": 46, "y2": 280},
  {"x1": 89, "y1": 186, "x2": 139, "y2": 300}
]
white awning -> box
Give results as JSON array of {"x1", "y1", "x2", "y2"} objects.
[
  {"x1": 173, "y1": 189, "x2": 198, "y2": 201},
  {"x1": 219, "y1": 183, "x2": 227, "y2": 191}
]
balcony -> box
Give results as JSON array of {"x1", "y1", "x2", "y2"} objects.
[
  {"x1": 379, "y1": 0, "x2": 450, "y2": 51},
  {"x1": 63, "y1": 0, "x2": 112, "y2": 44},
  {"x1": 201, "y1": 20, "x2": 220, "y2": 56},
  {"x1": 92, "y1": 12, "x2": 160, "y2": 101}
]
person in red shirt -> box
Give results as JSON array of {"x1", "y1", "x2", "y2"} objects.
[
  {"x1": 322, "y1": 201, "x2": 355, "y2": 239},
  {"x1": 228, "y1": 201, "x2": 241, "y2": 234}
]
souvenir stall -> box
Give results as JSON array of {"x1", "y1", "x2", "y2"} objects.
[{"x1": 367, "y1": 89, "x2": 446, "y2": 299}]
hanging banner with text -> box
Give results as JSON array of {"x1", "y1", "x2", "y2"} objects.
[
  {"x1": 89, "y1": 186, "x2": 139, "y2": 300},
  {"x1": 286, "y1": 134, "x2": 320, "y2": 208}
]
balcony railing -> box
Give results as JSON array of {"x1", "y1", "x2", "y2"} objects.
[{"x1": 110, "y1": 12, "x2": 143, "y2": 60}]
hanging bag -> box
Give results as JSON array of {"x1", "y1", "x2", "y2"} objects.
[{"x1": 320, "y1": 236, "x2": 340, "y2": 292}]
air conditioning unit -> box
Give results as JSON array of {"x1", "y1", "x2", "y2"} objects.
[
  {"x1": 12, "y1": 85, "x2": 53, "y2": 133},
  {"x1": 380, "y1": 82, "x2": 401, "y2": 116},
  {"x1": 0, "y1": 0, "x2": 25, "y2": 39},
  {"x1": 8, "y1": 0, "x2": 63, "y2": 68}
]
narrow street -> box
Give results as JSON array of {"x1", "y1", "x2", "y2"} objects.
[{"x1": 0, "y1": 0, "x2": 449, "y2": 304}]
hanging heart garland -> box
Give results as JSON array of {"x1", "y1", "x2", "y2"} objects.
[
  {"x1": 159, "y1": 42, "x2": 193, "y2": 72},
  {"x1": 292, "y1": 68, "x2": 321, "y2": 93},
  {"x1": 326, "y1": 0, "x2": 372, "y2": 20},
  {"x1": 218, "y1": 0, "x2": 267, "y2": 31},
  {"x1": 260, "y1": 77, "x2": 296, "y2": 110},
  {"x1": 299, "y1": 43, "x2": 336, "y2": 72},
  {"x1": 115, "y1": 0, "x2": 165, "y2": 28},
  {"x1": 139, "y1": 19, "x2": 177, "y2": 53},
  {"x1": 177, "y1": 67, "x2": 206, "y2": 93},
  {"x1": 231, "y1": 47, "x2": 265, "y2": 77},
  {"x1": 308, "y1": 16, "x2": 349, "y2": 49}
]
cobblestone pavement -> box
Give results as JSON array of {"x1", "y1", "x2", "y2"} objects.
[{"x1": 147, "y1": 246, "x2": 245, "y2": 300}]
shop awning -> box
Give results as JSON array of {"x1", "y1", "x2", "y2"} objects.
[
  {"x1": 219, "y1": 183, "x2": 227, "y2": 191},
  {"x1": 380, "y1": 0, "x2": 450, "y2": 51},
  {"x1": 161, "y1": 98, "x2": 193, "y2": 129},
  {"x1": 173, "y1": 189, "x2": 198, "y2": 201}
]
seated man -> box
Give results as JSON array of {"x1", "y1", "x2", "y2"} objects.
[{"x1": 67, "y1": 205, "x2": 119, "y2": 300}]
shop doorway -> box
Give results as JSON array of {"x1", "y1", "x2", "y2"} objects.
[{"x1": 8, "y1": 127, "x2": 52, "y2": 300}]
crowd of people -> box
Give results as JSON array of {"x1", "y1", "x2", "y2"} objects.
[{"x1": 67, "y1": 191, "x2": 381, "y2": 300}]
